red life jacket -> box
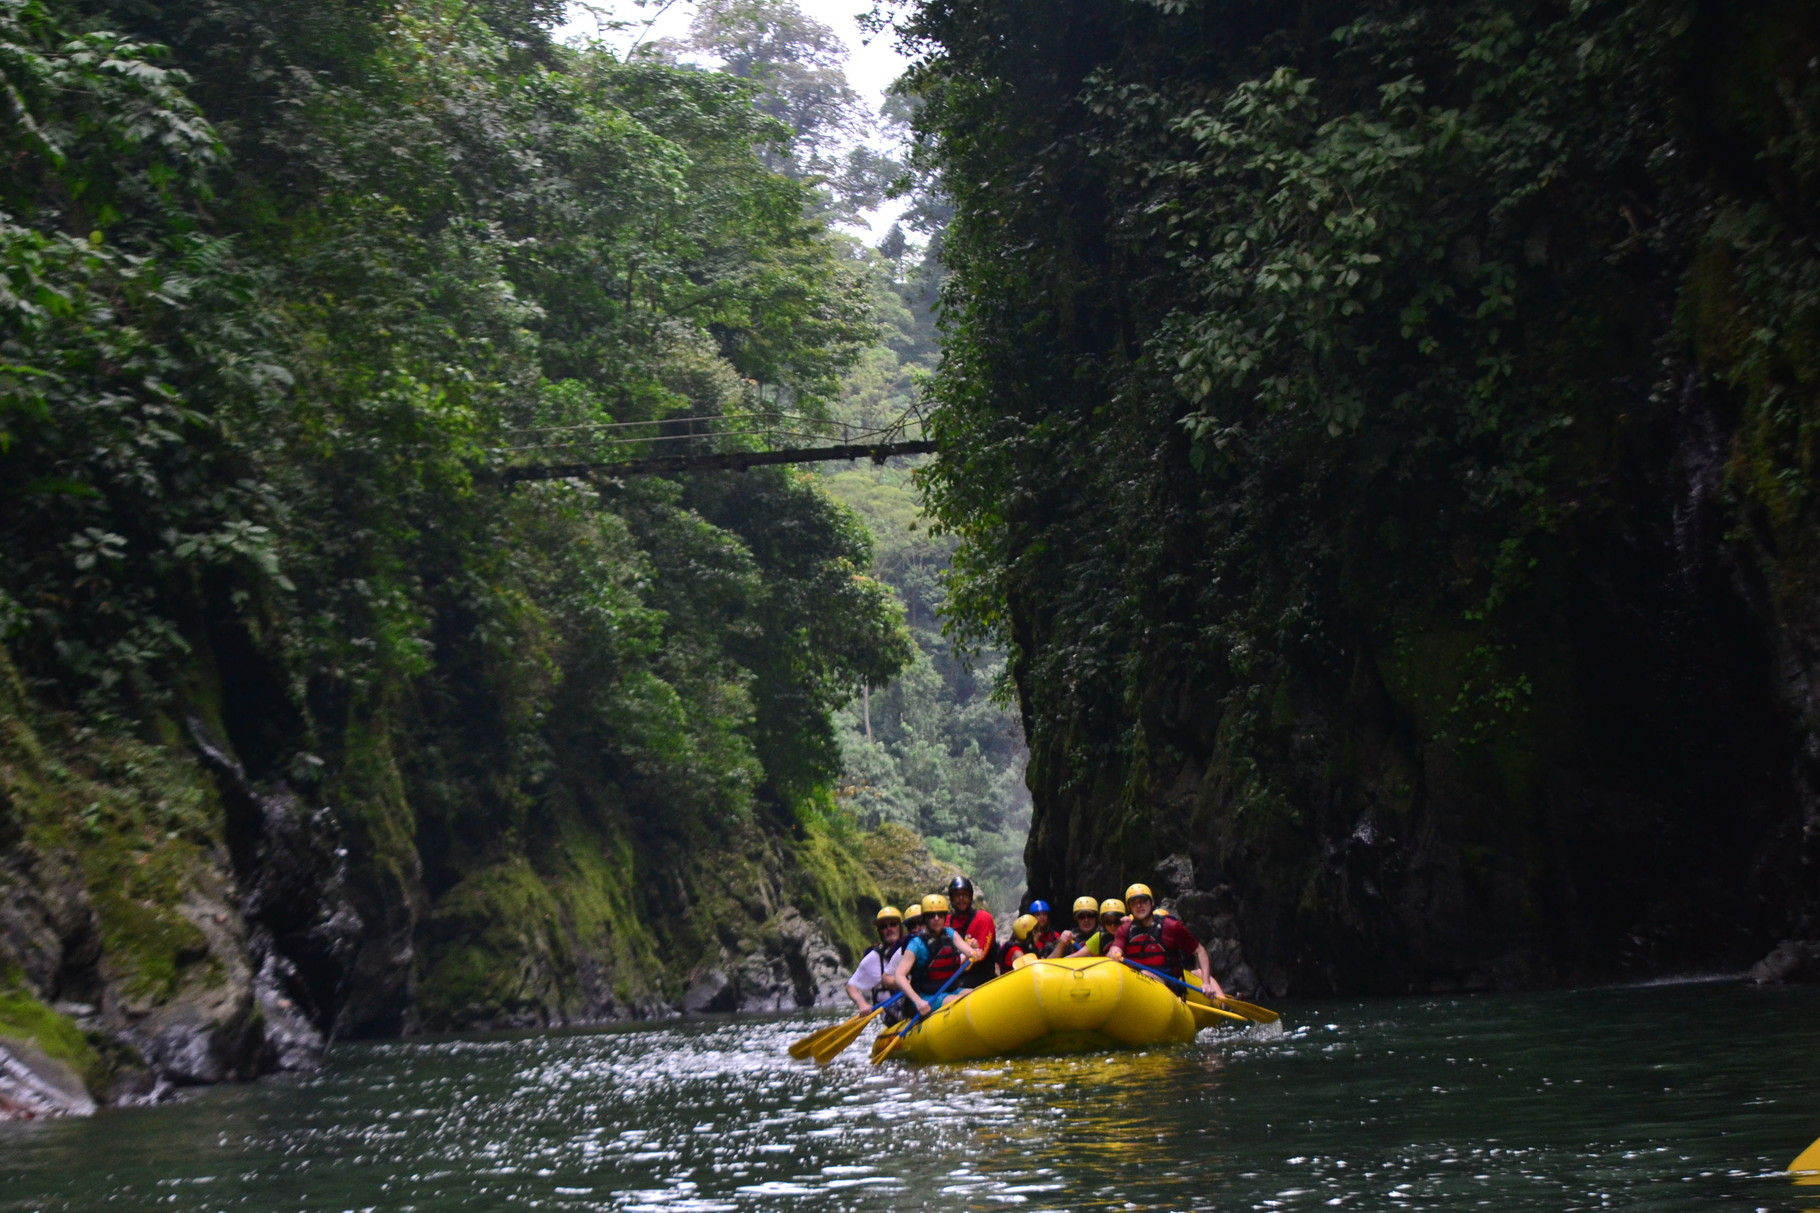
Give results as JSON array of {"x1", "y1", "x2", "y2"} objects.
[
  {"x1": 911, "y1": 929, "x2": 964, "y2": 994},
  {"x1": 1122, "y1": 915, "x2": 1187, "y2": 974},
  {"x1": 1031, "y1": 927, "x2": 1060, "y2": 956}
]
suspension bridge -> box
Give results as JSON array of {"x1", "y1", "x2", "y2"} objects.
[{"x1": 494, "y1": 407, "x2": 934, "y2": 483}]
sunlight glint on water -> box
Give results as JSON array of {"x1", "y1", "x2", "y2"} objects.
[{"x1": 2, "y1": 981, "x2": 1818, "y2": 1211}]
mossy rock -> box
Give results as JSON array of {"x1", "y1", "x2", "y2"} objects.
[{"x1": 0, "y1": 972, "x2": 103, "y2": 1094}]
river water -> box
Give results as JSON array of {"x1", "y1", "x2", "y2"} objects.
[{"x1": 3, "y1": 979, "x2": 1817, "y2": 1211}]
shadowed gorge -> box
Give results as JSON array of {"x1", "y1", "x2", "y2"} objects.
[{"x1": 907, "y1": 0, "x2": 1820, "y2": 996}]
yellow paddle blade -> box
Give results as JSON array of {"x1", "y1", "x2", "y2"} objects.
[
  {"x1": 810, "y1": 1011, "x2": 879, "y2": 1065},
  {"x1": 872, "y1": 1031, "x2": 908, "y2": 1065},
  {"x1": 1188, "y1": 1001, "x2": 1249, "y2": 1029},
  {"x1": 788, "y1": 1005, "x2": 879, "y2": 1060},
  {"x1": 1216, "y1": 995, "x2": 1281, "y2": 1024},
  {"x1": 787, "y1": 1021, "x2": 841, "y2": 1060},
  {"x1": 870, "y1": 1019, "x2": 912, "y2": 1064},
  {"x1": 1790, "y1": 1135, "x2": 1820, "y2": 1175},
  {"x1": 1182, "y1": 987, "x2": 1281, "y2": 1025}
]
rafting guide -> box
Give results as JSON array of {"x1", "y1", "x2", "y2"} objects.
[
  {"x1": 1109, "y1": 883, "x2": 1225, "y2": 1000},
  {"x1": 945, "y1": 875, "x2": 997, "y2": 988}
]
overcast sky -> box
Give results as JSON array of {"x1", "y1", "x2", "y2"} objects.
[{"x1": 559, "y1": 1, "x2": 914, "y2": 238}]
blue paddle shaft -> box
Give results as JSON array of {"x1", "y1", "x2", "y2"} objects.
[
  {"x1": 1120, "y1": 958, "x2": 1199, "y2": 994},
  {"x1": 896, "y1": 954, "x2": 974, "y2": 1036}
]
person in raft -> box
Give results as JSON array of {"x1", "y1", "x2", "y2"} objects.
[
  {"x1": 844, "y1": 905, "x2": 906, "y2": 1012},
  {"x1": 1025, "y1": 899, "x2": 1059, "y2": 957},
  {"x1": 998, "y1": 914, "x2": 1040, "y2": 972},
  {"x1": 1108, "y1": 882, "x2": 1227, "y2": 999},
  {"x1": 946, "y1": 875, "x2": 997, "y2": 989},
  {"x1": 895, "y1": 893, "x2": 985, "y2": 1016},
  {"x1": 1051, "y1": 895, "x2": 1104, "y2": 957}
]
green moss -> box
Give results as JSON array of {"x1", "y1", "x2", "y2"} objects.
[
  {"x1": 0, "y1": 967, "x2": 102, "y2": 1088},
  {"x1": 331, "y1": 699, "x2": 421, "y2": 909},
  {"x1": 0, "y1": 666, "x2": 230, "y2": 1010},
  {"x1": 785, "y1": 813, "x2": 888, "y2": 959},
  {"x1": 416, "y1": 856, "x2": 567, "y2": 1022}
]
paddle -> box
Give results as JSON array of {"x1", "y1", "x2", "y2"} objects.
[
  {"x1": 1205, "y1": 993, "x2": 1281, "y2": 1025},
  {"x1": 787, "y1": 991, "x2": 905, "y2": 1060},
  {"x1": 1790, "y1": 1135, "x2": 1820, "y2": 1175},
  {"x1": 810, "y1": 992, "x2": 906, "y2": 1065},
  {"x1": 1117, "y1": 960, "x2": 1281, "y2": 1025},
  {"x1": 1187, "y1": 999, "x2": 1251, "y2": 1028},
  {"x1": 872, "y1": 954, "x2": 975, "y2": 1065}
]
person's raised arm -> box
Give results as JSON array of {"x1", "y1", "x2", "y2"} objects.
[
  {"x1": 1107, "y1": 921, "x2": 1130, "y2": 962},
  {"x1": 953, "y1": 927, "x2": 983, "y2": 963}
]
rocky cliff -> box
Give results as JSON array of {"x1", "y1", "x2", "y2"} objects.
[
  {"x1": 0, "y1": 647, "x2": 949, "y2": 1119},
  {"x1": 910, "y1": 0, "x2": 1820, "y2": 996}
]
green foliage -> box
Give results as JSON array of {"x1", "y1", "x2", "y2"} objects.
[
  {"x1": 901, "y1": 0, "x2": 1820, "y2": 931},
  {"x1": 0, "y1": 0, "x2": 918, "y2": 1028}
]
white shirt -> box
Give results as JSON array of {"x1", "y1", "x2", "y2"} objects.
[{"x1": 847, "y1": 948, "x2": 887, "y2": 992}]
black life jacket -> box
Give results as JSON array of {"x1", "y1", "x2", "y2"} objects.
[
  {"x1": 1031, "y1": 927, "x2": 1060, "y2": 956},
  {"x1": 1122, "y1": 914, "x2": 1186, "y2": 973},
  {"x1": 910, "y1": 929, "x2": 964, "y2": 994},
  {"x1": 871, "y1": 938, "x2": 904, "y2": 998}
]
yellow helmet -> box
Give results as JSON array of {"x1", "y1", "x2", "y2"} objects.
[
  {"x1": 875, "y1": 905, "x2": 902, "y2": 926},
  {"x1": 1012, "y1": 914, "x2": 1037, "y2": 943},
  {"x1": 902, "y1": 900, "x2": 926, "y2": 921},
  {"x1": 921, "y1": 893, "x2": 951, "y2": 916},
  {"x1": 1071, "y1": 895, "x2": 1100, "y2": 916},
  {"x1": 1099, "y1": 898, "x2": 1126, "y2": 919},
  {"x1": 1124, "y1": 882, "x2": 1155, "y2": 903}
]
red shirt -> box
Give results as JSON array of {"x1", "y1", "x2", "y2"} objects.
[
  {"x1": 951, "y1": 905, "x2": 996, "y2": 958},
  {"x1": 1112, "y1": 914, "x2": 1200, "y2": 958}
]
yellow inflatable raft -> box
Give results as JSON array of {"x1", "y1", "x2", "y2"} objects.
[{"x1": 871, "y1": 956, "x2": 1210, "y2": 1064}]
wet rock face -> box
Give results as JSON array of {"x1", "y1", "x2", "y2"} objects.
[
  {"x1": 190, "y1": 720, "x2": 366, "y2": 1049},
  {"x1": 1021, "y1": 370, "x2": 1816, "y2": 998},
  {"x1": 0, "y1": 1039, "x2": 96, "y2": 1120},
  {"x1": 1749, "y1": 941, "x2": 1820, "y2": 986},
  {"x1": 682, "y1": 909, "x2": 849, "y2": 1017}
]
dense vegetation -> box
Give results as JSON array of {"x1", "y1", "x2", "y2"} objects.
[
  {"x1": 0, "y1": 0, "x2": 946, "y2": 1098},
  {"x1": 904, "y1": 0, "x2": 1820, "y2": 992}
]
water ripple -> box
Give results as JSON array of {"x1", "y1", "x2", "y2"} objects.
[{"x1": 3, "y1": 984, "x2": 1820, "y2": 1211}]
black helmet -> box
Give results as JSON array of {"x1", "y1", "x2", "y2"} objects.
[{"x1": 948, "y1": 875, "x2": 974, "y2": 896}]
